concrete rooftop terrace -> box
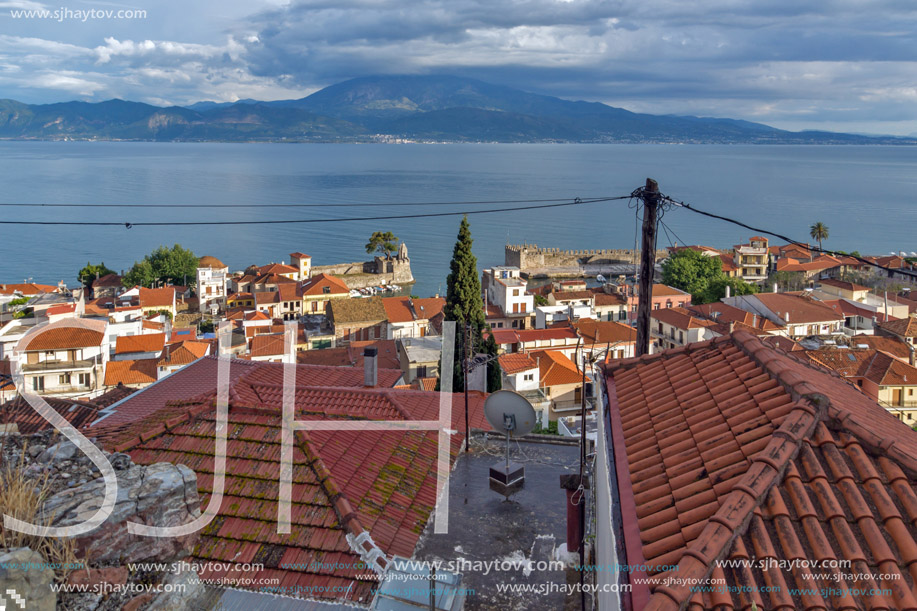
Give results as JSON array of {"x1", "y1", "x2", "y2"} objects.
[{"x1": 412, "y1": 435, "x2": 583, "y2": 610}]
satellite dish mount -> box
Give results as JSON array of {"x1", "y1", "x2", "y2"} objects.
[{"x1": 483, "y1": 391, "x2": 536, "y2": 498}]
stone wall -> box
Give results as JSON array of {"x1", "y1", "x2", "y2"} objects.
[
  {"x1": 506, "y1": 244, "x2": 668, "y2": 271},
  {"x1": 311, "y1": 242, "x2": 415, "y2": 289}
]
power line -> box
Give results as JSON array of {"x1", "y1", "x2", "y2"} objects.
[
  {"x1": 0, "y1": 196, "x2": 619, "y2": 209},
  {"x1": 662, "y1": 194, "x2": 917, "y2": 281},
  {"x1": 0, "y1": 196, "x2": 632, "y2": 228}
]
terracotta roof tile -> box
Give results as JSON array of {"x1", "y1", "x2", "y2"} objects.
[
  {"x1": 381, "y1": 297, "x2": 445, "y2": 324},
  {"x1": 531, "y1": 349, "x2": 581, "y2": 387},
  {"x1": 0, "y1": 283, "x2": 59, "y2": 296},
  {"x1": 573, "y1": 319, "x2": 636, "y2": 345},
  {"x1": 301, "y1": 273, "x2": 350, "y2": 297},
  {"x1": 878, "y1": 316, "x2": 917, "y2": 338},
  {"x1": 603, "y1": 331, "x2": 917, "y2": 611},
  {"x1": 498, "y1": 352, "x2": 538, "y2": 374},
  {"x1": 650, "y1": 307, "x2": 717, "y2": 330},
  {"x1": 87, "y1": 373, "x2": 490, "y2": 603},
  {"x1": 20, "y1": 319, "x2": 106, "y2": 351},
  {"x1": 0, "y1": 395, "x2": 100, "y2": 434},
  {"x1": 104, "y1": 359, "x2": 158, "y2": 386},
  {"x1": 752, "y1": 292, "x2": 845, "y2": 324},
  {"x1": 138, "y1": 287, "x2": 175, "y2": 309},
  {"x1": 114, "y1": 332, "x2": 166, "y2": 355}
]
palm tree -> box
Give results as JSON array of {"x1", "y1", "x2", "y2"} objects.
[{"x1": 810, "y1": 222, "x2": 829, "y2": 251}]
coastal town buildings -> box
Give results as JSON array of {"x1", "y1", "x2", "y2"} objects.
[
  {"x1": 482, "y1": 266, "x2": 535, "y2": 330},
  {"x1": 196, "y1": 255, "x2": 229, "y2": 314}
]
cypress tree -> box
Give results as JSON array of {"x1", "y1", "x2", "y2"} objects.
[{"x1": 442, "y1": 216, "x2": 500, "y2": 392}]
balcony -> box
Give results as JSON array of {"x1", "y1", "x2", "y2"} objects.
[{"x1": 21, "y1": 360, "x2": 95, "y2": 373}]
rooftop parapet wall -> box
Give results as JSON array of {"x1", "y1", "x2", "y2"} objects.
[{"x1": 506, "y1": 244, "x2": 668, "y2": 271}]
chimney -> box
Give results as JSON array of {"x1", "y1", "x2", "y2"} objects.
[
  {"x1": 725, "y1": 285, "x2": 731, "y2": 299},
  {"x1": 784, "y1": 312, "x2": 790, "y2": 323},
  {"x1": 363, "y1": 347, "x2": 378, "y2": 387},
  {"x1": 729, "y1": 321, "x2": 735, "y2": 333},
  {"x1": 773, "y1": 282, "x2": 778, "y2": 294},
  {"x1": 752, "y1": 314, "x2": 757, "y2": 328}
]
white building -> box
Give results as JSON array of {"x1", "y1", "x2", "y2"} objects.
[
  {"x1": 482, "y1": 266, "x2": 534, "y2": 330},
  {"x1": 15, "y1": 319, "x2": 110, "y2": 397},
  {"x1": 197, "y1": 255, "x2": 229, "y2": 314}
]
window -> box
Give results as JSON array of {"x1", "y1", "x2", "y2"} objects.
[
  {"x1": 653, "y1": 303, "x2": 660, "y2": 310},
  {"x1": 524, "y1": 373, "x2": 534, "y2": 381},
  {"x1": 618, "y1": 311, "x2": 626, "y2": 321},
  {"x1": 657, "y1": 323, "x2": 663, "y2": 333},
  {"x1": 78, "y1": 373, "x2": 90, "y2": 386},
  {"x1": 32, "y1": 377, "x2": 44, "y2": 391},
  {"x1": 59, "y1": 373, "x2": 71, "y2": 385},
  {"x1": 679, "y1": 331, "x2": 684, "y2": 344},
  {"x1": 323, "y1": 286, "x2": 331, "y2": 294},
  {"x1": 417, "y1": 365, "x2": 428, "y2": 378}
]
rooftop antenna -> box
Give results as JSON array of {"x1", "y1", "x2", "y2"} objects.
[{"x1": 484, "y1": 390, "x2": 536, "y2": 499}]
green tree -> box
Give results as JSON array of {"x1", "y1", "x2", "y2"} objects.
[
  {"x1": 77, "y1": 261, "x2": 115, "y2": 288},
  {"x1": 365, "y1": 231, "x2": 399, "y2": 260},
  {"x1": 661, "y1": 249, "x2": 724, "y2": 302},
  {"x1": 484, "y1": 333, "x2": 502, "y2": 393},
  {"x1": 810, "y1": 222, "x2": 829, "y2": 251},
  {"x1": 441, "y1": 216, "x2": 500, "y2": 392},
  {"x1": 699, "y1": 276, "x2": 758, "y2": 304},
  {"x1": 122, "y1": 244, "x2": 198, "y2": 288}
]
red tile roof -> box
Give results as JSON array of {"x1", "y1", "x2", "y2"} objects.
[
  {"x1": 249, "y1": 334, "x2": 287, "y2": 358},
  {"x1": 114, "y1": 332, "x2": 166, "y2": 355},
  {"x1": 878, "y1": 316, "x2": 917, "y2": 338},
  {"x1": 381, "y1": 297, "x2": 445, "y2": 324},
  {"x1": 716, "y1": 253, "x2": 738, "y2": 273},
  {"x1": 550, "y1": 290, "x2": 594, "y2": 302},
  {"x1": 20, "y1": 320, "x2": 106, "y2": 351},
  {"x1": 91, "y1": 273, "x2": 122, "y2": 288},
  {"x1": 760, "y1": 335, "x2": 802, "y2": 352},
  {"x1": 752, "y1": 292, "x2": 845, "y2": 324},
  {"x1": 650, "y1": 307, "x2": 717, "y2": 330},
  {"x1": 592, "y1": 291, "x2": 627, "y2": 307},
  {"x1": 602, "y1": 331, "x2": 917, "y2": 611},
  {"x1": 1, "y1": 396, "x2": 100, "y2": 434},
  {"x1": 573, "y1": 319, "x2": 636, "y2": 345},
  {"x1": 45, "y1": 303, "x2": 77, "y2": 317},
  {"x1": 531, "y1": 350, "x2": 581, "y2": 387},
  {"x1": 93, "y1": 384, "x2": 139, "y2": 407},
  {"x1": 87, "y1": 379, "x2": 490, "y2": 603},
  {"x1": 104, "y1": 359, "x2": 158, "y2": 386},
  {"x1": 159, "y1": 341, "x2": 210, "y2": 367},
  {"x1": 296, "y1": 340, "x2": 402, "y2": 372},
  {"x1": 851, "y1": 334, "x2": 911, "y2": 360},
  {"x1": 775, "y1": 255, "x2": 844, "y2": 273},
  {"x1": 257, "y1": 263, "x2": 299, "y2": 276},
  {"x1": 488, "y1": 329, "x2": 519, "y2": 345},
  {"x1": 498, "y1": 353, "x2": 538, "y2": 375},
  {"x1": 805, "y1": 348, "x2": 917, "y2": 387},
  {"x1": 689, "y1": 302, "x2": 782, "y2": 332},
  {"x1": 412, "y1": 377, "x2": 438, "y2": 391},
  {"x1": 514, "y1": 327, "x2": 579, "y2": 343},
  {"x1": 0, "y1": 283, "x2": 59, "y2": 296},
  {"x1": 301, "y1": 273, "x2": 350, "y2": 297},
  {"x1": 138, "y1": 287, "x2": 175, "y2": 309}
]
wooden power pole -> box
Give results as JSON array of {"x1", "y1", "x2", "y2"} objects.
[{"x1": 635, "y1": 178, "x2": 660, "y2": 357}]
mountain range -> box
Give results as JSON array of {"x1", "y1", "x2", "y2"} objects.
[{"x1": 0, "y1": 75, "x2": 913, "y2": 144}]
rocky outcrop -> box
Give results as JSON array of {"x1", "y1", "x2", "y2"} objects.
[
  {"x1": 41, "y1": 462, "x2": 201, "y2": 564},
  {"x1": 0, "y1": 547, "x2": 56, "y2": 611}
]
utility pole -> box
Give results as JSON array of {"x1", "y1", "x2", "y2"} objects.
[
  {"x1": 635, "y1": 178, "x2": 660, "y2": 357},
  {"x1": 464, "y1": 322, "x2": 471, "y2": 452}
]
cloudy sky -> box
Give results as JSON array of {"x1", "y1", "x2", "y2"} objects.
[{"x1": 1, "y1": 0, "x2": 916, "y2": 134}]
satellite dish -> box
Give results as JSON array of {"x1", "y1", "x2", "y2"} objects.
[
  {"x1": 596, "y1": 274, "x2": 607, "y2": 284},
  {"x1": 484, "y1": 391, "x2": 536, "y2": 497},
  {"x1": 483, "y1": 390, "x2": 536, "y2": 438}
]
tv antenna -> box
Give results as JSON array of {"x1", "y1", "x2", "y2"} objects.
[{"x1": 483, "y1": 390, "x2": 536, "y2": 499}]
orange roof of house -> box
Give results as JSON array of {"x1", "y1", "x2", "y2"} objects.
[
  {"x1": 142, "y1": 320, "x2": 164, "y2": 331},
  {"x1": 851, "y1": 334, "x2": 911, "y2": 360},
  {"x1": 45, "y1": 303, "x2": 77, "y2": 317},
  {"x1": 602, "y1": 330, "x2": 917, "y2": 610},
  {"x1": 497, "y1": 352, "x2": 538, "y2": 375},
  {"x1": 592, "y1": 292, "x2": 627, "y2": 307},
  {"x1": 158, "y1": 341, "x2": 210, "y2": 367},
  {"x1": 878, "y1": 316, "x2": 917, "y2": 338},
  {"x1": 646, "y1": 284, "x2": 690, "y2": 298},
  {"x1": 775, "y1": 255, "x2": 844, "y2": 273},
  {"x1": 515, "y1": 327, "x2": 579, "y2": 343},
  {"x1": 227, "y1": 292, "x2": 253, "y2": 301},
  {"x1": 550, "y1": 290, "x2": 594, "y2": 302},
  {"x1": 104, "y1": 359, "x2": 158, "y2": 386},
  {"x1": 689, "y1": 302, "x2": 782, "y2": 331},
  {"x1": 301, "y1": 273, "x2": 350, "y2": 297},
  {"x1": 275, "y1": 283, "x2": 302, "y2": 302},
  {"x1": 412, "y1": 377, "x2": 438, "y2": 391},
  {"x1": 296, "y1": 340, "x2": 402, "y2": 372},
  {"x1": 573, "y1": 319, "x2": 636, "y2": 345},
  {"x1": 91, "y1": 273, "x2": 122, "y2": 288},
  {"x1": 0, "y1": 283, "x2": 59, "y2": 296},
  {"x1": 716, "y1": 253, "x2": 738, "y2": 272},
  {"x1": 760, "y1": 334, "x2": 802, "y2": 352},
  {"x1": 1, "y1": 395, "x2": 100, "y2": 434},
  {"x1": 257, "y1": 263, "x2": 299, "y2": 275},
  {"x1": 752, "y1": 292, "x2": 845, "y2": 324},
  {"x1": 381, "y1": 297, "x2": 445, "y2": 324},
  {"x1": 138, "y1": 287, "x2": 175, "y2": 309},
  {"x1": 530, "y1": 349, "x2": 581, "y2": 387},
  {"x1": 822, "y1": 299, "x2": 897, "y2": 323},
  {"x1": 20, "y1": 320, "x2": 106, "y2": 351},
  {"x1": 254, "y1": 291, "x2": 280, "y2": 305},
  {"x1": 249, "y1": 334, "x2": 287, "y2": 357},
  {"x1": 805, "y1": 348, "x2": 917, "y2": 387},
  {"x1": 650, "y1": 307, "x2": 717, "y2": 330},
  {"x1": 85, "y1": 362, "x2": 490, "y2": 603},
  {"x1": 198, "y1": 255, "x2": 227, "y2": 269},
  {"x1": 114, "y1": 332, "x2": 166, "y2": 355}
]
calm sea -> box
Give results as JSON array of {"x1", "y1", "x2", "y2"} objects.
[{"x1": 1, "y1": 142, "x2": 915, "y2": 298}]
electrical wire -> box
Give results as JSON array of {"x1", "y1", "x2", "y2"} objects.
[
  {"x1": 0, "y1": 196, "x2": 620, "y2": 209},
  {"x1": 0, "y1": 195, "x2": 631, "y2": 227},
  {"x1": 660, "y1": 194, "x2": 917, "y2": 281}
]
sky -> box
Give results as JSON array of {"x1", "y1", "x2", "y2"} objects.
[{"x1": 1, "y1": 0, "x2": 917, "y2": 135}]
